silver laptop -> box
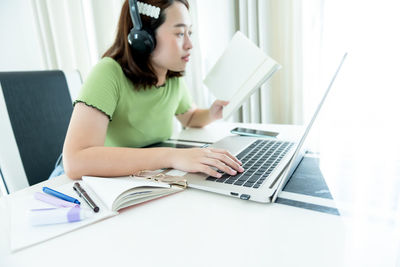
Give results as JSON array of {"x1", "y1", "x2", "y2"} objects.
[{"x1": 184, "y1": 54, "x2": 347, "y2": 203}]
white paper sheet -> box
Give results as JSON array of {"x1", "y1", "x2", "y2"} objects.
[{"x1": 9, "y1": 182, "x2": 116, "y2": 252}]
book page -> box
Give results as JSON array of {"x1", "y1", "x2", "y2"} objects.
[
  {"x1": 222, "y1": 59, "x2": 281, "y2": 119},
  {"x1": 204, "y1": 31, "x2": 267, "y2": 101},
  {"x1": 82, "y1": 176, "x2": 171, "y2": 211},
  {"x1": 204, "y1": 31, "x2": 280, "y2": 119}
]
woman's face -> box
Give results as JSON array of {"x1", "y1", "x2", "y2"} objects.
[{"x1": 150, "y1": 1, "x2": 193, "y2": 73}]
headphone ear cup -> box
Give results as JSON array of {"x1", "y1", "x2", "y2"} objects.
[{"x1": 128, "y1": 28, "x2": 155, "y2": 54}]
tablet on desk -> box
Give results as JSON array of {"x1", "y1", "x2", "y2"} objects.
[{"x1": 145, "y1": 140, "x2": 205, "y2": 148}]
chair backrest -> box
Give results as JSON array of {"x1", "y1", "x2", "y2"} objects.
[{"x1": 0, "y1": 70, "x2": 81, "y2": 194}]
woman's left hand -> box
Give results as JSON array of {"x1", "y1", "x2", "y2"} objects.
[{"x1": 209, "y1": 100, "x2": 229, "y2": 121}]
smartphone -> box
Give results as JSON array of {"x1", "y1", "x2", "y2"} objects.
[{"x1": 230, "y1": 127, "x2": 279, "y2": 138}]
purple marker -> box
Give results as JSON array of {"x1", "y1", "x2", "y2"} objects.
[
  {"x1": 28, "y1": 207, "x2": 93, "y2": 226},
  {"x1": 34, "y1": 192, "x2": 80, "y2": 208}
]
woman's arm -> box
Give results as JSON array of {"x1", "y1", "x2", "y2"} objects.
[
  {"x1": 63, "y1": 103, "x2": 172, "y2": 179},
  {"x1": 63, "y1": 103, "x2": 242, "y2": 180},
  {"x1": 176, "y1": 100, "x2": 229, "y2": 127}
]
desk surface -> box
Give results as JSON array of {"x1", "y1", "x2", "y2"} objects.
[
  {"x1": 1, "y1": 175, "x2": 345, "y2": 267},
  {"x1": 1, "y1": 122, "x2": 400, "y2": 267}
]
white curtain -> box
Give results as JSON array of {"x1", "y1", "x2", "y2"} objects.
[
  {"x1": 235, "y1": 0, "x2": 305, "y2": 124},
  {"x1": 195, "y1": 0, "x2": 305, "y2": 125},
  {"x1": 31, "y1": 0, "x2": 124, "y2": 81},
  {"x1": 184, "y1": 0, "x2": 207, "y2": 108}
]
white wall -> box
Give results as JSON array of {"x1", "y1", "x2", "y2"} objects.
[
  {"x1": 0, "y1": 1, "x2": 45, "y2": 195},
  {"x1": 0, "y1": 0, "x2": 45, "y2": 71}
]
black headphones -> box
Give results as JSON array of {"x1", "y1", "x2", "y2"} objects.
[{"x1": 127, "y1": 0, "x2": 156, "y2": 54}]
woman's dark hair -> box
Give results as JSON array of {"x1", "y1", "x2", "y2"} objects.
[{"x1": 103, "y1": 0, "x2": 190, "y2": 90}]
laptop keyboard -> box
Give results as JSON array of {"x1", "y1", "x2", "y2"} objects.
[{"x1": 206, "y1": 139, "x2": 294, "y2": 188}]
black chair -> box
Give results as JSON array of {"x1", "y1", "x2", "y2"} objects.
[{"x1": 0, "y1": 70, "x2": 81, "y2": 194}]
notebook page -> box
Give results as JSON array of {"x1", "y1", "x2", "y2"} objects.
[
  {"x1": 116, "y1": 187, "x2": 182, "y2": 210},
  {"x1": 82, "y1": 176, "x2": 171, "y2": 211},
  {"x1": 204, "y1": 31, "x2": 267, "y2": 101}
]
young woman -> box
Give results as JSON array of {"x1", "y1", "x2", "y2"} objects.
[{"x1": 62, "y1": 0, "x2": 244, "y2": 180}]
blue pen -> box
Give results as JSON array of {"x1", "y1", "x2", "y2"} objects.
[{"x1": 42, "y1": 187, "x2": 81, "y2": 205}]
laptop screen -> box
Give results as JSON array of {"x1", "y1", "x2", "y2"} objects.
[{"x1": 272, "y1": 53, "x2": 348, "y2": 202}]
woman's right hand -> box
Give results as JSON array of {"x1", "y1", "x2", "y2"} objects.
[{"x1": 169, "y1": 147, "x2": 244, "y2": 178}]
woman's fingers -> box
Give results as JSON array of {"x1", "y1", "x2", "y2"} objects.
[
  {"x1": 173, "y1": 147, "x2": 245, "y2": 178},
  {"x1": 209, "y1": 148, "x2": 242, "y2": 164},
  {"x1": 198, "y1": 164, "x2": 222, "y2": 178},
  {"x1": 201, "y1": 158, "x2": 237, "y2": 176},
  {"x1": 216, "y1": 100, "x2": 229, "y2": 106},
  {"x1": 208, "y1": 148, "x2": 243, "y2": 169}
]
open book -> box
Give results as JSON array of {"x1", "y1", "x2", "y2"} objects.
[
  {"x1": 9, "y1": 171, "x2": 185, "y2": 252},
  {"x1": 204, "y1": 31, "x2": 281, "y2": 119},
  {"x1": 82, "y1": 170, "x2": 186, "y2": 212}
]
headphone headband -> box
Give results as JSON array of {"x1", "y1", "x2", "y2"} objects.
[
  {"x1": 129, "y1": 0, "x2": 142, "y2": 30},
  {"x1": 127, "y1": 0, "x2": 156, "y2": 54}
]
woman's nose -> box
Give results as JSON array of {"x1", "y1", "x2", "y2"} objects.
[{"x1": 184, "y1": 34, "x2": 193, "y2": 50}]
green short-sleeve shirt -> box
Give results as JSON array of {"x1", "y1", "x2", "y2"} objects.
[{"x1": 74, "y1": 57, "x2": 193, "y2": 148}]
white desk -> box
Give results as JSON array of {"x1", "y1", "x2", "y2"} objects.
[{"x1": 1, "y1": 122, "x2": 399, "y2": 267}]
